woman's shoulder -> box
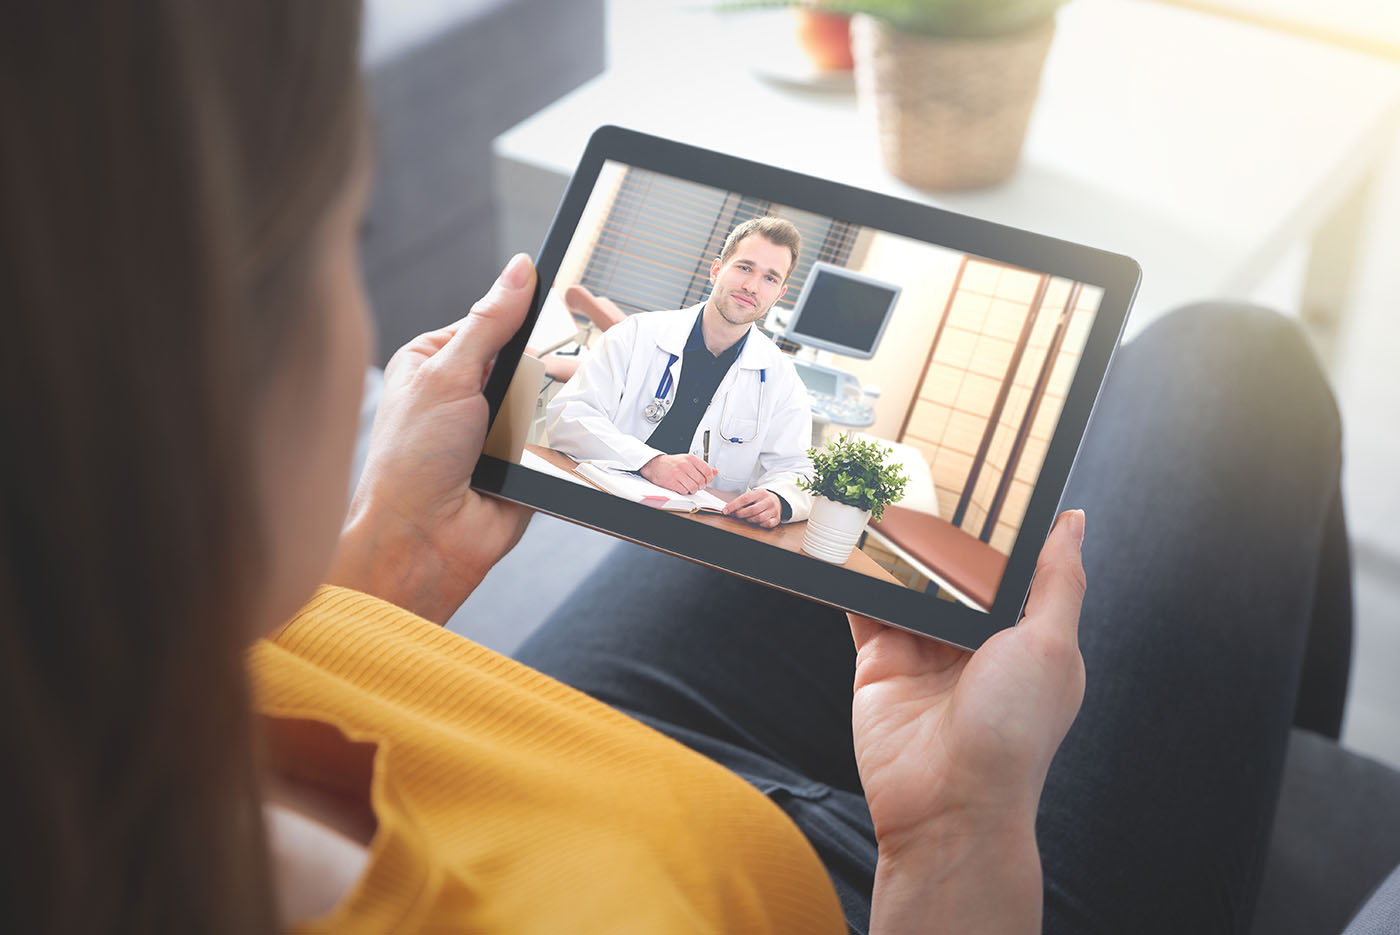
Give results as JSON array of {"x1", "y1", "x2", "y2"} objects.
[{"x1": 248, "y1": 585, "x2": 846, "y2": 933}]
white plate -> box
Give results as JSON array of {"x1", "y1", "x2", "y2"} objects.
[{"x1": 723, "y1": 9, "x2": 857, "y2": 93}]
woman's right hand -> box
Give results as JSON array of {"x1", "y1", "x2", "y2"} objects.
[
  {"x1": 850, "y1": 510, "x2": 1088, "y2": 934},
  {"x1": 327, "y1": 254, "x2": 537, "y2": 623}
]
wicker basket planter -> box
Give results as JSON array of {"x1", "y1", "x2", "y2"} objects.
[{"x1": 851, "y1": 13, "x2": 1056, "y2": 190}]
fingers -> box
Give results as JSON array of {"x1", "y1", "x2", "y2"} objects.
[
  {"x1": 682, "y1": 455, "x2": 715, "y2": 490},
  {"x1": 1020, "y1": 509, "x2": 1087, "y2": 641},
  {"x1": 722, "y1": 489, "x2": 759, "y2": 515},
  {"x1": 735, "y1": 501, "x2": 772, "y2": 523},
  {"x1": 660, "y1": 472, "x2": 693, "y2": 495},
  {"x1": 655, "y1": 457, "x2": 706, "y2": 495},
  {"x1": 848, "y1": 612, "x2": 887, "y2": 653},
  {"x1": 665, "y1": 464, "x2": 702, "y2": 494},
  {"x1": 725, "y1": 490, "x2": 778, "y2": 527},
  {"x1": 681, "y1": 458, "x2": 711, "y2": 492},
  {"x1": 731, "y1": 495, "x2": 766, "y2": 518},
  {"x1": 437, "y1": 253, "x2": 537, "y2": 383},
  {"x1": 383, "y1": 325, "x2": 455, "y2": 382}
]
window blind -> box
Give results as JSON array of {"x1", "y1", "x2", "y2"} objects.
[{"x1": 578, "y1": 166, "x2": 857, "y2": 315}]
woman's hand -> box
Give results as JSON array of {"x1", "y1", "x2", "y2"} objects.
[
  {"x1": 851, "y1": 510, "x2": 1087, "y2": 934},
  {"x1": 327, "y1": 254, "x2": 537, "y2": 623}
]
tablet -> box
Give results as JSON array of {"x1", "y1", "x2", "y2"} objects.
[{"x1": 474, "y1": 126, "x2": 1139, "y2": 649}]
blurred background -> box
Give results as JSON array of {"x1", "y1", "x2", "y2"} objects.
[{"x1": 360, "y1": 0, "x2": 1400, "y2": 767}]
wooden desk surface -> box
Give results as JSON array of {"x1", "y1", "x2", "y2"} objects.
[{"x1": 526, "y1": 445, "x2": 900, "y2": 586}]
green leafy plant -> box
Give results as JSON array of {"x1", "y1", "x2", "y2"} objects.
[
  {"x1": 798, "y1": 435, "x2": 909, "y2": 522},
  {"x1": 712, "y1": 0, "x2": 1068, "y2": 38}
]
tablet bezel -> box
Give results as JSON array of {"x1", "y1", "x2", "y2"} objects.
[{"x1": 473, "y1": 125, "x2": 1139, "y2": 649}]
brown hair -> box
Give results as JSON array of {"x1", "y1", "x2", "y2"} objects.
[
  {"x1": 0, "y1": 3, "x2": 363, "y2": 932},
  {"x1": 718, "y1": 216, "x2": 802, "y2": 280}
]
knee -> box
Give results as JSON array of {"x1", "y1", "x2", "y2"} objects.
[
  {"x1": 1130, "y1": 303, "x2": 1341, "y2": 450},
  {"x1": 1146, "y1": 303, "x2": 1318, "y2": 376}
]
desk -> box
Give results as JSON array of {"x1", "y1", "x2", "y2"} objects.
[
  {"x1": 525, "y1": 444, "x2": 901, "y2": 586},
  {"x1": 495, "y1": 0, "x2": 1400, "y2": 341}
]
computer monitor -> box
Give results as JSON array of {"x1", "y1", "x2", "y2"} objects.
[{"x1": 782, "y1": 261, "x2": 901, "y2": 360}]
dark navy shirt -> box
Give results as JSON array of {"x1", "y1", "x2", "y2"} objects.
[
  {"x1": 644, "y1": 308, "x2": 749, "y2": 456},
  {"x1": 644, "y1": 308, "x2": 790, "y2": 521}
]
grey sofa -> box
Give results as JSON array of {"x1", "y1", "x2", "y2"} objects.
[{"x1": 360, "y1": 0, "x2": 605, "y2": 364}]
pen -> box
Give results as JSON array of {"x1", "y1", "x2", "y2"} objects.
[{"x1": 702, "y1": 430, "x2": 710, "y2": 464}]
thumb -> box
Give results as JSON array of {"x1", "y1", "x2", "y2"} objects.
[
  {"x1": 1020, "y1": 509, "x2": 1087, "y2": 640},
  {"x1": 847, "y1": 612, "x2": 887, "y2": 654},
  {"x1": 439, "y1": 253, "x2": 537, "y2": 380}
]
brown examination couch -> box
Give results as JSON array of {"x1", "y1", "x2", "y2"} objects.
[{"x1": 868, "y1": 504, "x2": 1009, "y2": 611}]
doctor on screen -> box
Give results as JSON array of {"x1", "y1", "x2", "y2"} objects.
[{"x1": 546, "y1": 217, "x2": 815, "y2": 528}]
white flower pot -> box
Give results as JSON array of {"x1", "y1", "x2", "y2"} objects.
[{"x1": 802, "y1": 496, "x2": 872, "y2": 564}]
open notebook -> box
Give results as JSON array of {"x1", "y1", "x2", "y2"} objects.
[{"x1": 575, "y1": 462, "x2": 728, "y2": 514}]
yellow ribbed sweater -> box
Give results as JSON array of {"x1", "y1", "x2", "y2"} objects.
[{"x1": 248, "y1": 586, "x2": 846, "y2": 933}]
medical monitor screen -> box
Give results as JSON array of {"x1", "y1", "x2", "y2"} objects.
[
  {"x1": 795, "y1": 366, "x2": 838, "y2": 397},
  {"x1": 481, "y1": 130, "x2": 1135, "y2": 648},
  {"x1": 784, "y1": 262, "x2": 899, "y2": 359}
]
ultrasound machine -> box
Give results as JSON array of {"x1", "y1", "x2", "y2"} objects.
[{"x1": 779, "y1": 261, "x2": 901, "y2": 434}]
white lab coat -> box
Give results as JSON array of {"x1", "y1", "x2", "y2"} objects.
[{"x1": 545, "y1": 304, "x2": 815, "y2": 521}]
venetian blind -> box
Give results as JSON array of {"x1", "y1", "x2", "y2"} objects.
[{"x1": 578, "y1": 166, "x2": 859, "y2": 315}]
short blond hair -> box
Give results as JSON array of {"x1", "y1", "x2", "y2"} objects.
[{"x1": 718, "y1": 216, "x2": 801, "y2": 281}]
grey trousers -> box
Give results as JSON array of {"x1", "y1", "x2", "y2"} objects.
[{"x1": 515, "y1": 304, "x2": 1352, "y2": 934}]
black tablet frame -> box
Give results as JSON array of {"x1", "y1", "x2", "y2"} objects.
[{"x1": 473, "y1": 125, "x2": 1140, "y2": 649}]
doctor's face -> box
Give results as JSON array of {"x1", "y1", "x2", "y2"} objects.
[{"x1": 708, "y1": 234, "x2": 790, "y2": 327}]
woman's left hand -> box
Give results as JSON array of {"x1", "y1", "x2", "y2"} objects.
[{"x1": 327, "y1": 254, "x2": 537, "y2": 623}]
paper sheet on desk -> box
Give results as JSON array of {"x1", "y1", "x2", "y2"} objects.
[
  {"x1": 576, "y1": 462, "x2": 729, "y2": 513},
  {"x1": 520, "y1": 449, "x2": 592, "y2": 487}
]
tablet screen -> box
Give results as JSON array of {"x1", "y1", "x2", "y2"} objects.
[{"x1": 476, "y1": 128, "x2": 1135, "y2": 647}]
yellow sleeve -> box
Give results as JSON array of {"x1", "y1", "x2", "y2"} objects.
[{"x1": 249, "y1": 586, "x2": 846, "y2": 934}]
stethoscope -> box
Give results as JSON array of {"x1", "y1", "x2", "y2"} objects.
[
  {"x1": 642, "y1": 352, "x2": 765, "y2": 444},
  {"x1": 641, "y1": 354, "x2": 680, "y2": 423}
]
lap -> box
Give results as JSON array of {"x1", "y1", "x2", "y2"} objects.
[
  {"x1": 1039, "y1": 304, "x2": 1345, "y2": 932},
  {"x1": 515, "y1": 304, "x2": 1347, "y2": 935}
]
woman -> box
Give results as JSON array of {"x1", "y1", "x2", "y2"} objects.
[{"x1": 1, "y1": 1, "x2": 1355, "y2": 932}]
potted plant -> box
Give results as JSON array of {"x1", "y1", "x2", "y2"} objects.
[
  {"x1": 798, "y1": 434, "x2": 909, "y2": 564},
  {"x1": 719, "y1": 0, "x2": 1068, "y2": 188}
]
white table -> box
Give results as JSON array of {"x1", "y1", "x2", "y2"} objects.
[
  {"x1": 1149, "y1": 0, "x2": 1400, "y2": 60},
  {"x1": 493, "y1": 0, "x2": 1400, "y2": 340}
]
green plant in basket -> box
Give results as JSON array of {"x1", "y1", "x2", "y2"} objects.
[
  {"x1": 714, "y1": 0, "x2": 1066, "y2": 188},
  {"x1": 798, "y1": 435, "x2": 909, "y2": 522}
]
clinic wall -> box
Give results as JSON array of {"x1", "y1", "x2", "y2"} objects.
[
  {"x1": 793, "y1": 240, "x2": 1101, "y2": 548},
  {"x1": 901, "y1": 265, "x2": 1099, "y2": 549},
  {"x1": 983, "y1": 287, "x2": 1099, "y2": 552},
  {"x1": 823, "y1": 232, "x2": 963, "y2": 439},
  {"x1": 956, "y1": 267, "x2": 1069, "y2": 542},
  {"x1": 911, "y1": 261, "x2": 1042, "y2": 524}
]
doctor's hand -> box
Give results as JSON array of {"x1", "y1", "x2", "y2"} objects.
[
  {"x1": 640, "y1": 453, "x2": 717, "y2": 495},
  {"x1": 327, "y1": 254, "x2": 537, "y2": 625},
  {"x1": 851, "y1": 511, "x2": 1087, "y2": 934},
  {"x1": 722, "y1": 488, "x2": 782, "y2": 528}
]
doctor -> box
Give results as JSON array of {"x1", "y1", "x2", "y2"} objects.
[{"x1": 546, "y1": 217, "x2": 814, "y2": 528}]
